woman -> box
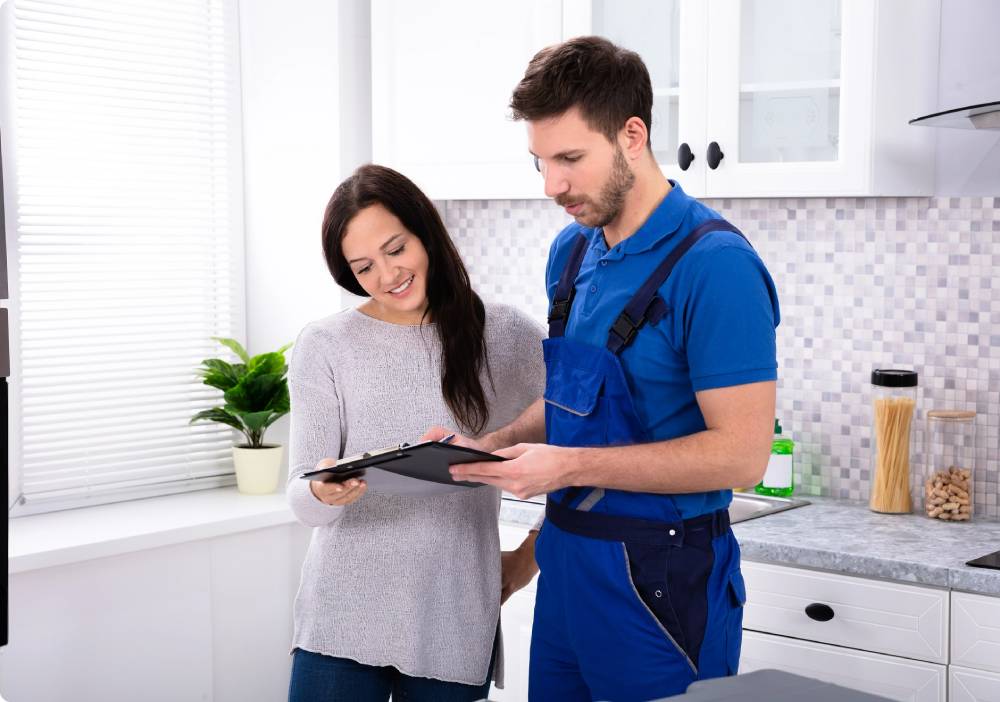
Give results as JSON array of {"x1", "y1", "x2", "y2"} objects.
[{"x1": 286, "y1": 164, "x2": 545, "y2": 701}]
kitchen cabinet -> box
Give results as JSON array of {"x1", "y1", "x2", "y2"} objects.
[
  {"x1": 579, "y1": 0, "x2": 940, "y2": 197},
  {"x1": 372, "y1": 0, "x2": 939, "y2": 199},
  {"x1": 740, "y1": 631, "x2": 946, "y2": 701},
  {"x1": 949, "y1": 591, "x2": 1000, "y2": 700},
  {"x1": 741, "y1": 560, "x2": 949, "y2": 701},
  {"x1": 949, "y1": 666, "x2": 1000, "y2": 702},
  {"x1": 371, "y1": 0, "x2": 564, "y2": 200},
  {"x1": 494, "y1": 519, "x2": 1000, "y2": 701},
  {"x1": 951, "y1": 590, "x2": 1000, "y2": 675},
  {"x1": 741, "y1": 560, "x2": 948, "y2": 663}
]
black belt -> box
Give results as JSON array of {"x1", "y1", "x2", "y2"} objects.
[{"x1": 545, "y1": 497, "x2": 730, "y2": 547}]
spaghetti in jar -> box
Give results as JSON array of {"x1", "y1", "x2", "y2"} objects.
[{"x1": 870, "y1": 369, "x2": 918, "y2": 514}]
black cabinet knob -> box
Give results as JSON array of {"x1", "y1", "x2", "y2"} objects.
[
  {"x1": 805, "y1": 603, "x2": 835, "y2": 622},
  {"x1": 677, "y1": 142, "x2": 695, "y2": 171},
  {"x1": 707, "y1": 141, "x2": 724, "y2": 170}
]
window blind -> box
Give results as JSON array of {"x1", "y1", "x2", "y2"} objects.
[{"x1": 10, "y1": 0, "x2": 245, "y2": 513}]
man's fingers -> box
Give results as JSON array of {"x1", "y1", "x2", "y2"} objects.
[
  {"x1": 493, "y1": 444, "x2": 529, "y2": 460},
  {"x1": 451, "y1": 460, "x2": 508, "y2": 480}
]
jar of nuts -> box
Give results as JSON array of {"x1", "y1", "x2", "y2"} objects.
[{"x1": 921, "y1": 410, "x2": 976, "y2": 522}]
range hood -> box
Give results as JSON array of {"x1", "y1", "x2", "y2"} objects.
[{"x1": 909, "y1": 100, "x2": 1000, "y2": 130}]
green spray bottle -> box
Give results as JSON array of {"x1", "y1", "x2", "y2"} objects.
[{"x1": 755, "y1": 419, "x2": 794, "y2": 497}]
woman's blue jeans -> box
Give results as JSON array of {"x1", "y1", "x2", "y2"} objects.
[{"x1": 288, "y1": 648, "x2": 494, "y2": 702}]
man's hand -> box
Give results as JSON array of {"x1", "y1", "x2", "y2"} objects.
[
  {"x1": 450, "y1": 443, "x2": 576, "y2": 500},
  {"x1": 308, "y1": 458, "x2": 367, "y2": 506},
  {"x1": 500, "y1": 532, "x2": 539, "y2": 604}
]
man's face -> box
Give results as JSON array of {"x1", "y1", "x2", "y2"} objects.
[{"x1": 526, "y1": 106, "x2": 635, "y2": 229}]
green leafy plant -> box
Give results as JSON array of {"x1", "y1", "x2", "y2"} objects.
[{"x1": 190, "y1": 337, "x2": 293, "y2": 448}]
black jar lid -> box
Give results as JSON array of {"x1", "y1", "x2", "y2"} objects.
[{"x1": 871, "y1": 369, "x2": 918, "y2": 387}]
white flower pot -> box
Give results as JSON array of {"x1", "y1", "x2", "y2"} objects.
[{"x1": 232, "y1": 444, "x2": 283, "y2": 495}]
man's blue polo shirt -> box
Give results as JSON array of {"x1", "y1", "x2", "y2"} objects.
[{"x1": 545, "y1": 180, "x2": 780, "y2": 519}]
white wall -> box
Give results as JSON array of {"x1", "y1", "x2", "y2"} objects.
[
  {"x1": 932, "y1": 0, "x2": 1000, "y2": 195},
  {"x1": 239, "y1": 0, "x2": 344, "y2": 365},
  {"x1": 239, "y1": 0, "x2": 372, "y2": 468}
]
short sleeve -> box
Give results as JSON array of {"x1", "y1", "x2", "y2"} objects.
[{"x1": 683, "y1": 245, "x2": 780, "y2": 392}]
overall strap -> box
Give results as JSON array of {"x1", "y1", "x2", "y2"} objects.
[
  {"x1": 606, "y1": 219, "x2": 750, "y2": 354},
  {"x1": 547, "y1": 233, "x2": 590, "y2": 338}
]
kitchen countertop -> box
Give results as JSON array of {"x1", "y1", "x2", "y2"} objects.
[{"x1": 499, "y1": 495, "x2": 1000, "y2": 596}]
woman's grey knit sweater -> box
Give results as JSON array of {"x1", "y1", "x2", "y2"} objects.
[{"x1": 286, "y1": 302, "x2": 545, "y2": 686}]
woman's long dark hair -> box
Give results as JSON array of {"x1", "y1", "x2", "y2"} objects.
[{"x1": 322, "y1": 164, "x2": 493, "y2": 435}]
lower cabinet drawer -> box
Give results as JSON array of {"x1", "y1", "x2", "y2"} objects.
[
  {"x1": 740, "y1": 631, "x2": 946, "y2": 702},
  {"x1": 951, "y1": 591, "x2": 1000, "y2": 674},
  {"x1": 742, "y1": 560, "x2": 948, "y2": 663},
  {"x1": 949, "y1": 665, "x2": 1000, "y2": 702}
]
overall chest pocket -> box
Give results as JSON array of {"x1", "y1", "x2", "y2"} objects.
[
  {"x1": 543, "y1": 362, "x2": 607, "y2": 447},
  {"x1": 544, "y1": 361, "x2": 604, "y2": 416}
]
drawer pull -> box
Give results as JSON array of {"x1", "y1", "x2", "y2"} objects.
[{"x1": 805, "y1": 603, "x2": 835, "y2": 622}]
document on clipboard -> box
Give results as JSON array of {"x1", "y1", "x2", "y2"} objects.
[{"x1": 299, "y1": 440, "x2": 505, "y2": 496}]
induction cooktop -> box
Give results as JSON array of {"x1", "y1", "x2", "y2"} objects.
[{"x1": 966, "y1": 549, "x2": 1000, "y2": 570}]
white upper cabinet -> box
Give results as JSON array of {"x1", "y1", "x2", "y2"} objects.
[
  {"x1": 371, "y1": 0, "x2": 564, "y2": 199},
  {"x1": 578, "y1": 0, "x2": 709, "y2": 192},
  {"x1": 371, "y1": 0, "x2": 940, "y2": 200},
  {"x1": 588, "y1": 0, "x2": 941, "y2": 197}
]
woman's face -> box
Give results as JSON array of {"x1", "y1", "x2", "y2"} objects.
[{"x1": 342, "y1": 204, "x2": 431, "y2": 324}]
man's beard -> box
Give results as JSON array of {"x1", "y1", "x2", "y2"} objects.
[{"x1": 557, "y1": 146, "x2": 635, "y2": 228}]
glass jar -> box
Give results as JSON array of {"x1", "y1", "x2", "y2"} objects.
[
  {"x1": 921, "y1": 410, "x2": 976, "y2": 522},
  {"x1": 869, "y1": 369, "x2": 919, "y2": 514}
]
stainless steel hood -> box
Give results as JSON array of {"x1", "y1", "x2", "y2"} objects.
[{"x1": 909, "y1": 100, "x2": 1000, "y2": 130}]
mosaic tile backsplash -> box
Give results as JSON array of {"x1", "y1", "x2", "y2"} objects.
[{"x1": 443, "y1": 195, "x2": 1000, "y2": 519}]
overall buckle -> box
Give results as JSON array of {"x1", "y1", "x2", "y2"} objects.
[
  {"x1": 548, "y1": 289, "x2": 576, "y2": 323},
  {"x1": 611, "y1": 312, "x2": 642, "y2": 346}
]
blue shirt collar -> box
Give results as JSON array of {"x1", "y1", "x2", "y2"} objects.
[{"x1": 594, "y1": 180, "x2": 692, "y2": 259}]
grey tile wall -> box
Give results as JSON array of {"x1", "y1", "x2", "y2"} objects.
[{"x1": 444, "y1": 195, "x2": 1000, "y2": 519}]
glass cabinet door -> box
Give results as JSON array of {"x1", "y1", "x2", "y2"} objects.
[
  {"x1": 592, "y1": 0, "x2": 681, "y2": 165},
  {"x1": 737, "y1": 0, "x2": 842, "y2": 164},
  {"x1": 705, "y1": 0, "x2": 873, "y2": 196},
  {"x1": 583, "y1": 0, "x2": 708, "y2": 192}
]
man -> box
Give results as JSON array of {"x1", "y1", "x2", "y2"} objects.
[{"x1": 426, "y1": 36, "x2": 779, "y2": 701}]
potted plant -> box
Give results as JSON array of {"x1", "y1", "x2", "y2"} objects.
[{"x1": 190, "y1": 337, "x2": 293, "y2": 494}]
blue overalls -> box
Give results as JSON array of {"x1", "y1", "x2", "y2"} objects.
[{"x1": 529, "y1": 219, "x2": 749, "y2": 702}]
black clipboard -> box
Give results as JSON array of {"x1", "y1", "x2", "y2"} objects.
[{"x1": 299, "y1": 440, "x2": 505, "y2": 496}]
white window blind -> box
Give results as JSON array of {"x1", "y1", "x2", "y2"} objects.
[{"x1": 9, "y1": 0, "x2": 245, "y2": 514}]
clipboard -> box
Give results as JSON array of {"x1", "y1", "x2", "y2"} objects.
[{"x1": 299, "y1": 440, "x2": 505, "y2": 496}]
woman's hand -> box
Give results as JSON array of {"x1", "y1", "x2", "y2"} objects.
[
  {"x1": 500, "y1": 532, "x2": 539, "y2": 604},
  {"x1": 308, "y1": 459, "x2": 367, "y2": 506}
]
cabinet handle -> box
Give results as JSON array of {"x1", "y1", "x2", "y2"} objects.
[
  {"x1": 805, "y1": 603, "x2": 835, "y2": 622},
  {"x1": 707, "y1": 141, "x2": 724, "y2": 170},
  {"x1": 677, "y1": 142, "x2": 695, "y2": 171}
]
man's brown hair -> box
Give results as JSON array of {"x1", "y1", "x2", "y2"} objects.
[{"x1": 510, "y1": 36, "x2": 653, "y2": 147}]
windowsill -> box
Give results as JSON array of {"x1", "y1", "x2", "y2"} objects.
[{"x1": 9, "y1": 487, "x2": 298, "y2": 574}]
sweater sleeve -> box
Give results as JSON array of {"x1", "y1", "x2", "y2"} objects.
[
  {"x1": 510, "y1": 307, "x2": 547, "y2": 407},
  {"x1": 286, "y1": 324, "x2": 348, "y2": 527},
  {"x1": 509, "y1": 307, "x2": 547, "y2": 532}
]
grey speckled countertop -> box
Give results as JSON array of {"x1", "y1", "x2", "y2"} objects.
[{"x1": 499, "y1": 496, "x2": 1000, "y2": 597}]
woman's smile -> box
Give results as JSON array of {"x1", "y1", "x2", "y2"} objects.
[{"x1": 387, "y1": 274, "x2": 415, "y2": 297}]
